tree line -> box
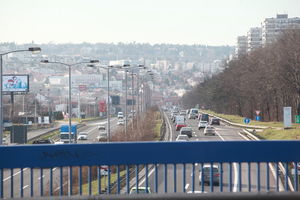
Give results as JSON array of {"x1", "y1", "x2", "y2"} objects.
[{"x1": 182, "y1": 29, "x2": 300, "y2": 122}]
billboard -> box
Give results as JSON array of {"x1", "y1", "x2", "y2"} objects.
[
  {"x1": 2, "y1": 75, "x2": 29, "y2": 92},
  {"x1": 111, "y1": 95, "x2": 120, "y2": 105},
  {"x1": 99, "y1": 100, "x2": 106, "y2": 112}
]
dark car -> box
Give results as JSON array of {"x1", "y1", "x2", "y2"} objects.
[
  {"x1": 32, "y1": 139, "x2": 54, "y2": 144},
  {"x1": 179, "y1": 127, "x2": 193, "y2": 138},
  {"x1": 210, "y1": 118, "x2": 220, "y2": 125}
]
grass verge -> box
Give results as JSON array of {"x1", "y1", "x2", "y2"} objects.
[
  {"x1": 82, "y1": 170, "x2": 126, "y2": 195},
  {"x1": 203, "y1": 110, "x2": 300, "y2": 140},
  {"x1": 204, "y1": 110, "x2": 292, "y2": 128}
]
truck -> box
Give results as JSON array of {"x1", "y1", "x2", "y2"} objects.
[
  {"x1": 175, "y1": 115, "x2": 185, "y2": 124},
  {"x1": 60, "y1": 125, "x2": 77, "y2": 143}
]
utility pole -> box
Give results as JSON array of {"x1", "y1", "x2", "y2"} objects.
[{"x1": 125, "y1": 69, "x2": 128, "y2": 136}]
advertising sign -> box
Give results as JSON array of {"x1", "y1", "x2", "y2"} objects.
[
  {"x1": 44, "y1": 116, "x2": 50, "y2": 124},
  {"x1": 99, "y1": 100, "x2": 106, "y2": 112},
  {"x1": 283, "y1": 107, "x2": 292, "y2": 128},
  {"x1": 2, "y1": 75, "x2": 29, "y2": 92}
]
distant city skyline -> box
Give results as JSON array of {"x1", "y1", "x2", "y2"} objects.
[{"x1": 1, "y1": 0, "x2": 300, "y2": 46}]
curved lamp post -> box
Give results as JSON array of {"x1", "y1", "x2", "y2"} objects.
[{"x1": 0, "y1": 47, "x2": 41, "y2": 145}]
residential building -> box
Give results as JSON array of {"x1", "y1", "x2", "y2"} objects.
[
  {"x1": 235, "y1": 36, "x2": 248, "y2": 57},
  {"x1": 262, "y1": 14, "x2": 300, "y2": 45},
  {"x1": 247, "y1": 27, "x2": 262, "y2": 52}
]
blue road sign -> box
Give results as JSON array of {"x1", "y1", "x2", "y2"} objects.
[
  {"x1": 244, "y1": 118, "x2": 251, "y2": 124},
  {"x1": 255, "y1": 116, "x2": 261, "y2": 121}
]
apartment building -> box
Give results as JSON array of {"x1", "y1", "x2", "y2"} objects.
[
  {"x1": 262, "y1": 14, "x2": 300, "y2": 45},
  {"x1": 247, "y1": 27, "x2": 262, "y2": 52},
  {"x1": 235, "y1": 36, "x2": 248, "y2": 57}
]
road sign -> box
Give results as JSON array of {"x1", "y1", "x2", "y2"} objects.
[
  {"x1": 255, "y1": 110, "x2": 261, "y2": 115},
  {"x1": 283, "y1": 107, "x2": 292, "y2": 128},
  {"x1": 255, "y1": 116, "x2": 261, "y2": 121},
  {"x1": 244, "y1": 118, "x2": 251, "y2": 124},
  {"x1": 295, "y1": 115, "x2": 300, "y2": 123}
]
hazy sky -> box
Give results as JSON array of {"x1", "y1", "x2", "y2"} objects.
[{"x1": 1, "y1": 0, "x2": 300, "y2": 46}]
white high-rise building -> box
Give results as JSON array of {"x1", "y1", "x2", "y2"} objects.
[
  {"x1": 262, "y1": 14, "x2": 300, "y2": 45},
  {"x1": 235, "y1": 36, "x2": 248, "y2": 57},
  {"x1": 247, "y1": 27, "x2": 262, "y2": 52}
]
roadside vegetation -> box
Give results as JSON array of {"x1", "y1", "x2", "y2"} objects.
[
  {"x1": 60, "y1": 106, "x2": 164, "y2": 195},
  {"x1": 182, "y1": 29, "x2": 300, "y2": 123},
  {"x1": 204, "y1": 109, "x2": 300, "y2": 140}
]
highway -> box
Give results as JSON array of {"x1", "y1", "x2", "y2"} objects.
[
  {"x1": 2, "y1": 113, "x2": 281, "y2": 197},
  {"x1": 135, "y1": 112, "x2": 279, "y2": 194},
  {"x1": 2, "y1": 117, "x2": 120, "y2": 198}
]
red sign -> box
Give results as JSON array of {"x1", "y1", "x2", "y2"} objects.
[
  {"x1": 99, "y1": 100, "x2": 106, "y2": 112},
  {"x1": 255, "y1": 110, "x2": 261, "y2": 115},
  {"x1": 78, "y1": 85, "x2": 87, "y2": 92}
]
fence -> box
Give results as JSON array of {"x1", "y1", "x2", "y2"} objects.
[{"x1": 0, "y1": 140, "x2": 300, "y2": 198}]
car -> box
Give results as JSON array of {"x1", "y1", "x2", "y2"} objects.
[
  {"x1": 204, "y1": 126, "x2": 216, "y2": 135},
  {"x1": 117, "y1": 118, "x2": 125, "y2": 125},
  {"x1": 198, "y1": 120, "x2": 208, "y2": 130},
  {"x1": 199, "y1": 164, "x2": 221, "y2": 186},
  {"x1": 96, "y1": 134, "x2": 107, "y2": 142},
  {"x1": 176, "y1": 134, "x2": 189, "y2": 141},
  {"x1": 187, "y1": 191, "x2": 207, "y2": 194},
  {"x1": 210, "y1": 118, "x2": 220, "y2": 125},
  {"x1": 175, "y1": 122, "x2": 186, "y2": 131},
  {"x1": 188, "y1": 108, "x2": 199, "y2": 119},
  {"x1": 98, "y1": 125, "x2": 106, "y2": 130},
  {"x1": 180, "y1": 110, "x2": 187, "y2": 116},
  {"x1": 77, "y1": 132, "x2": 88, "y2": 140},
  {"x1": 130, "y1": 186, "x2": 152, "y2": 194},
  {"x1": 198, "y1": 113, "x2": 209, "y2": 122},
  {"x1": 117, "y1": 112, "x2": 124, "y2": 119},
  {"x1": 32, "y1": 139, "x2": 54, "y2": 144},
  {"x1": 179, "y1": 127, "x2": 193, "y2": 138}
]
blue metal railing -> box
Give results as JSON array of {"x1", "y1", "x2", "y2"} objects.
[{"x1": 0, "y1": 140, "x2": 300, "y2": 198}]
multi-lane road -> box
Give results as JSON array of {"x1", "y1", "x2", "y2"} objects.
[
  {"x1": 135, "y1": 112, "x2": 279, "y2": 194},
  {"x1": 2, "y1": 117, "x2": 121, "y2": 198}
]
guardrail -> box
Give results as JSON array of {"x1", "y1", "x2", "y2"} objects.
[
  {"x1": 201, "y1": 111, "x2": 296, "y2": 192},
  {"x1": 1, "y1": 141, "x2": 300, "y2": 199}
]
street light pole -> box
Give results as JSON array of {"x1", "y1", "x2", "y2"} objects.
[
  {"x1": 41, "y1": 59, "x2": 99, "y2": 144},
  {"x1": 68, "y1": 64, "x2": 72, "y2": 143},
  {"x1": 107, "y1": 67, "x2": 110, "y2": 142},
  {"x1": 125, "y1": 69, "x2": 128, "y2": 136},
  {"x1": 0, "y1": 47, "x2": 41, "y2": 145}
]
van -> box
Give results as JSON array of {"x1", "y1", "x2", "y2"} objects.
[
  {"x1": 188, "y1": 108, "x2": 199, "y2": 119},
  {"x1": 117, "y1": 112, "x2": 124, "y2": 119}
]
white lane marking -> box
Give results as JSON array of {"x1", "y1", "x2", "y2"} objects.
[
  {"x1": 38, "y1": 175, "x2": 45, "y2": 180},
  {"x1": 238, "y1": 131, "x2": 284, "y2": 191},
  {"x1": 54, "y1": 182, "x2": 68, "y2": 192},
  {"x1": 215, "y1": 131, "x2": 238, "y2": 192},
  {"x1": 138, "y1": 165, "x2": 156, "y2": 186},
  {"x1": 23, "y1": 185, "x2": 29, "y2": 190},
  {"x1": 185, "y1": 184, "x2": 190, "y2": 190},
  {"x1": 3, "y1": 168, "x2": 28, "y2": 182}
]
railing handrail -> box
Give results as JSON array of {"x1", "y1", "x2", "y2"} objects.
[{"x1": 1, "y1": 140, "x2": 300, "y2": 169}]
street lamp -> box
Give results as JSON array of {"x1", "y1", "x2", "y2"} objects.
[
  {"x1": 41, "y1": 59, "x2": 99, "y2": 143},
  {"x1": 123, "y1": 65, "x2": 146, "y2": 135},
  {"x1": 0, "y1": 47, "x2": 41, "y2": 145},
  {"x1": 87, "y1": 64, "x2": 113, "y2": 142}
]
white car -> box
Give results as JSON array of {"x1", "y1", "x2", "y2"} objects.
[
  {"x1": 175, "y1": 134, "x2": 189, "y2": 141},
  {"x1": 204, "y1": 126, "x2": 216, "y2": 136},
  {"x1": 198, "y1": 120, "x2": 208, "y2": 130},
  {"x1": 77, "y1": 132, "x2": 88, "y2": 140},
  {"x1": 117, "y1": 119, "x2": 125, "y2": 125},
  {"x1": 117, "y1": 112, "x2": 124, "y2": 119}
]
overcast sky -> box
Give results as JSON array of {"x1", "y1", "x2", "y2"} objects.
[{"x1": 1, "y1": 0, "x2": 300, "y2": 46}]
